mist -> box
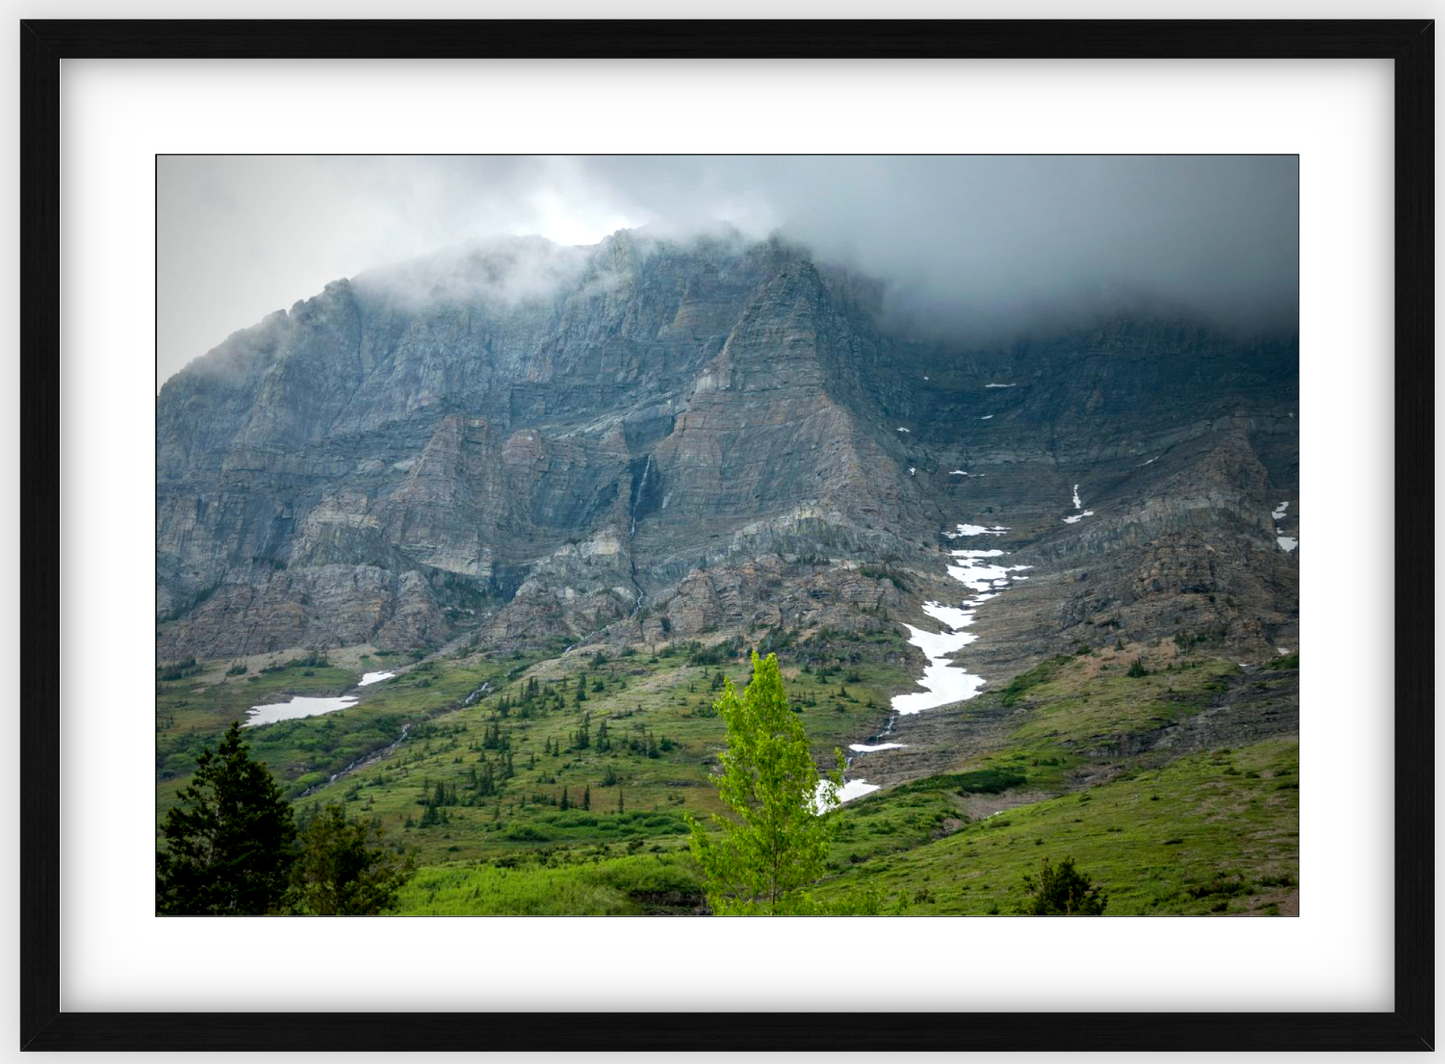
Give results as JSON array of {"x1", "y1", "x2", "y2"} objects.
[{"x1": 158, "y1": 155, "x2": 1297, "y2": 387}]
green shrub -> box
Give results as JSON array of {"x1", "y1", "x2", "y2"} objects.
[{"x1": 1019, "y1": 856, "x2": 1108, "y2": 915}]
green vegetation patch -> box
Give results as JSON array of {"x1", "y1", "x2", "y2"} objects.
[
  {"x1": 157, "y1": 626, "x2": 914, "y2": 868},
  {"x1": 396, "y1": 850, "x2": 704, "y2": 915},
  {"x1": 895, "y1": 767, "x2": 1028, "y2": 796},
  {"x1": 1000, "y1": 655, "x2": 1071, "y2": 706},
  {"x1": 1008, "y1": 656, "x2": 1239, "y2": 749},
  {"x1": 816, "y1": 736, "x2": 1298, "y2": 915}
]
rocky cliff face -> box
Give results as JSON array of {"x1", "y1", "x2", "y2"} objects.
[{"x1": 157, "y1": 230, "x2": 1298, "y2": 664}]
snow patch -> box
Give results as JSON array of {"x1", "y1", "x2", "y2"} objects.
[
  {"x1": 891, "y1": 623, "x2": 984, "y2": 715},
  {"x1": 1142, "y1": 455, "x2": 1160, "y2": 466},
  {"x1": 1277, "y1": 536, "x2": 1298, "y2": 552},
  {"x1": 832, "y1": 526, "x2": 1030, "y2": 800},
  {"x1": 891, "y1": 552, "x2": 1031, "y2": 716},
  {"x1": 1063, "y1": 510, "x2": 1095, "y2": 524},
  {"x1": 980, "y1": 415, "x2": 994, "y2": 420},
  {"x1": 357, "y1": 671, "x2": 395, "y2": 687},
  {"x1": 1072, "y1": 484, "x2": 1083, "y2": 509},
  {"x1": 896, "y1": 426, "x2": 910, "y2": 433},
  {"x1": 948, "y1": 523, "x2": 1008, "y2": 537},
  {"x1": 246, "y1": 695, "x2": 358, "y2": 728},
  {"x1": 946, "y1": 552, "x2": 1032, "y2": 596},
  {"x1": 985, "y1": 382, "x2": 1018, "y2": 388},
  {"x1": 812, "y1": 778, "x2": 880, "y2": 813},
  {"x1": 1272, "y1": 501, "x2": 1290, "y2": 521},
  {"x1": 921, "y1": 600, "x2": 975, "y2": 630}
]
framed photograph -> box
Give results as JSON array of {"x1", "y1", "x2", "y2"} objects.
[{"x1": 21, "y1": 18, "x2": 1432, "y2": 1052}]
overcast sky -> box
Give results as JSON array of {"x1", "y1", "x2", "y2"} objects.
[{"x1": 157, "y1": 155, "x2": 1298, "y2": 388}]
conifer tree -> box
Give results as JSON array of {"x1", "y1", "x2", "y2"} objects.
[
  {"x1": 288, "y1": 805, "x2": 415, "y2": 915},
  {"x1": 1020, "y1": 856, "x2": 1109, "y2": 915},
  {"x1": 156, "y1": 722, "x2": 297, "y2": 915}
]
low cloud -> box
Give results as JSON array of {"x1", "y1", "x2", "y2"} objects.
[
  {"x1": 158, "y1": 155, "x2": 1297, "y2": 386},
  {"x1": 352, "y1": 236, "x2": 593, "y2": 311}
]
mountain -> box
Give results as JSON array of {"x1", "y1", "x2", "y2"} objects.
[
  {"x1": 158, "y1": 229, "x2": 1298, "y2": 679},
  {"x1": 155, "y1": 227, "x2": 1302, "y2": 914}
]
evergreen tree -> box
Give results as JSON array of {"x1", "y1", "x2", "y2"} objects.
[
  {"x1": 583, "y1": 785, "x2": 591, "y2": 810},
  {"x1": 156, "y1": 722, "x2": 297, "y2": 915},
  {"x1": 687, "y1": 653, "x2": 844, "y2": 914},
  {"x1": 288, "y1": 805, "x2": 415, "y2": 915},
  {"x1": 1020, "y1": 856, "x2": 1108, "y2": 915},
  {"x1": 560, "y1": 786, "x2": 570, "y2": 811}
]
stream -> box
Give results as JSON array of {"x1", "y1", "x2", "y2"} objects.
[{"x1": 299, "y1": 722, "x2": 413, "y2": 798}]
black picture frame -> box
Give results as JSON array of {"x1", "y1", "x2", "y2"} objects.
[{"x1": 19, "y1": 18, "x2": 1433, "y2": 1052}]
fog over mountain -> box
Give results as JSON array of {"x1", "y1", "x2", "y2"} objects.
[
  {"x1": 155, "y1": 160, "x2": 1301, "y2": 916},
  {"x1": 158, "y1": 155, "x2": 1297, "y2": 386}
]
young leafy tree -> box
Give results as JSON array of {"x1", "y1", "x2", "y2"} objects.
[
  {"x1": 1020, "y1": 856, "x2": 1109, "y2": 915},
  {"x1": 688, "y1": 652, "x2": 844, "y2": 914},
  {"x1": 156, "y1": 721, "x2": 297, "y2": 915},
  {"x1": 288, "y1": 804, "x2": 415, "y2": 915}
]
